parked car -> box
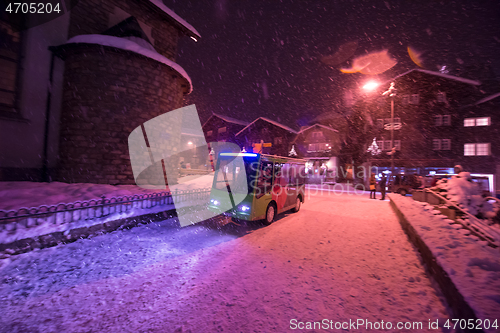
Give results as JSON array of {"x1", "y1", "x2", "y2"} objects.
[{"x1": 389, "y1": 174, "x2": 421, "y2": 196}]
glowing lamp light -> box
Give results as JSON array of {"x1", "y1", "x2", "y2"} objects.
[
  {"x1": 362, "y1": 81, "x2": 379, "y2": 92},
  {"x1": 239, "y1": 205, "x2": 250, "y2": 212},
  {"x1": 210, "y1": 199, "x2": 220, "y2": 206},
  {"x1": 187, "y1": 141, "x2": 193, "y2": 145}
]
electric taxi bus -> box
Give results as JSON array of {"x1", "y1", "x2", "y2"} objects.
[{"x1": 208, "y1": 152, "x2": 306, "y2": 224}]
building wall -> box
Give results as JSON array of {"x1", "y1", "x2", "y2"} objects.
[
  {"x1": 236, "y1": 120, "x2": 296, "y2": 156},
  {"x1": 56, "y1": 46, "x2": 187, "y2": 184},
  {"x1": 0, "y1": 13, "x2": 70, "y2": 181},
  {"x1": 68, "y1": 0, "x2": 180, "y2": 61}
]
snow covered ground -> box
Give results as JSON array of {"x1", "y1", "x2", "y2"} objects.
[
  {"x1": 389, "y1": 194, "x2": 500, "y2": 331},
  {"x1": 0, "y1": 174, "x2": 214, "y2": 212},
  {"x1": 0, "y1": 191, "x2": 450, "y2": 332}
]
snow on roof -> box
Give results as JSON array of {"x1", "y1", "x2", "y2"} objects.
[
  {"x1": 203, "y1": 113, "x2": 250, "y2": 128},
  {"x1": 387, "y1": 68, "x2": 481, "y2": 86},
  {"x1": 235, "y1": 117, "x2": 298, "y2": 136},
  {"x1": 148, "y1": 0, "x2": 201, "y2": 39},
  {"x1": 64, "y1": 34, "x2": 193, "y2": 93},
  {"x1": 298, "y1": 123, "x2": 339, "y2": 133},
  {"x1": 475, "y1": 91, "x2": 500, "y2": 105}
]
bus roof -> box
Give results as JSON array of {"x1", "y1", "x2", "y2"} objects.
[{"x1": 218, "y1": 152, "x2": 306, "y2": 163}]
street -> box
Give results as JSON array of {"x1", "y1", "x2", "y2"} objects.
[{"x1": 0, "y1": 190, "x2": 449, "y2": 332}]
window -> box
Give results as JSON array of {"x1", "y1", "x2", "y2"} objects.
[
  {"x1": 441, "y1": 139, "x2": 451, "y2": 150},
  {"x1": 464, "y1": 118, "x2": 475, "y2": 127},
  {"x1": 442, "y1": 115, "x2": 451, "y2": 126},
  {"x1": 394, "y1": 140, "x2": 401, "y2": 150},
  {"x1": 433, "y1": 139, "x2": 441, "y2": 150},
  {"x1": 476, "y1": 143, "x2": 490, "y2": 156},
  {"x1": 437, "y1": 92, "x2": 446, "y2": 103},
  {"x1": 218, "y1": 127, "x2": 226, "y2": 133},
  {"x1": 433, "y1": 139, "x2": 451, "y2": 150},
  {"x1": 318, "y1": 143, "x2": 329, "y2": 151},
  {"x1": 464, "y1": 117, "x2": 491, "y2": 127},
  {"x1": 207, "y1": 130, "x2": 213, "y2": 137},
  {"x1": 308, "y1": 143, "x2": 317, "y2": 152},
  {"x1": 274, "y1": 137, "x2": 282, "y2": 145},
  {"x1": 384, "y1": 140, "x2": 392, "y2": 150},
  {"x1": 377, "y1": 119, "x2": 384, "y2": 129},
  {"x1": 476, "y1": 117, "x2": 491, "y2": 126},
  {"x1": 464, "y1": 144, "x2": 475, "y2": 156},
  {"x1": 434, "y1": 115, "x2": 442, "y2": 126},
  {"x1": 0, "y1": 20, "x2": 22, "y2": 115},
  {"x1": 410, "y1": 94, "x2": 420, "y2": 104},
  {"x1": 311, "y1": 131, "x2": 322, "y2": 139},
  {"x1": 377, "y1": 140, "x2": 384, "y2": 149},
  {"x1": 401, "y1": 95, "x2": 409, "y2": 105},
  {"x1": 464, "y1": 143, "x2": 491, "y2": 156}
]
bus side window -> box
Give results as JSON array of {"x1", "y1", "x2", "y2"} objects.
[
  {"x1": 274, "y1": 163, "x2": 283, "y2": 184},
  {"x1": 257, "y1": 161, "x2": 274, "y2": 195}
]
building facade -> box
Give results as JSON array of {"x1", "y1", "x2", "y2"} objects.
[{"x1": 0, "y1": 0, "x2": 199, "y2": 185}]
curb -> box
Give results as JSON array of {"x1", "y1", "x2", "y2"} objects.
[
  {"x1": 388, "y1": 196, "x2": 482, "y2": 332},
  {"x1": 0, "y1": 208, "x2": 177, "y2": 256}
]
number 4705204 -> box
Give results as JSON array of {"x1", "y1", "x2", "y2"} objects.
[
  {"x1": 444, "y1": 319, "x2": 498, "y2": 330},
  {"x1": 6, "y1": 2, "x2": 61, "y2": 14}
]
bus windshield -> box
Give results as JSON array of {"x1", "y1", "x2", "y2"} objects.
[{"x1": 213, "y1": 155, "x2": 259, "y2": 195}]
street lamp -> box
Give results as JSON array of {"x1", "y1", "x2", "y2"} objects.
[{"x1": 382, "y1": 82, "x2": 397, "y2": 177}]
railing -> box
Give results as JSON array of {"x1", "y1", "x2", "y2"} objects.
[
  {"x1": 424, "y1": 189, "x2": 500, "y2": 248},
  {"x1": 0, "y1": 188, "x2": 211, "y2": 233}
]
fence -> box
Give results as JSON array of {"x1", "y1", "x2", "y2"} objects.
[{"x1": 0, "y1": 188, "x2": 211, "y2": 237}]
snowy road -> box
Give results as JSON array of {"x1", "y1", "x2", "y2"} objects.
[{"x1": 0, "y1": 190, "x2": 450, "y2": 332}]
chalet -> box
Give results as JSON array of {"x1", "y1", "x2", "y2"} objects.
[
  {"x1": 291, "y1": 124, "x2": 341, "y2": 183},
  {"x1": 202, "y1": 113, "x2": 249, "y2": 143},
  {"x1": 235, "y1": 117, "x2": 298, "y2": 156}
]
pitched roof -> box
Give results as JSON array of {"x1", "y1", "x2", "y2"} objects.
[
  {"x1": 298, "y1": 123, "x2": 339, "y2": 133},
  {"x1": 386, "y1": 68, "x2": 481, "y2": 86},
  {"x1": 202, "y1": 113, "x2": 249, "y2": 128},
  {"x1": 235, "y1": 117, "x2": 298, "y2": 136},
  {"x1": 148, "y1": 0, "x2": 201, "y2": 39},
  {"x1": 475, "y1": 92, "x2": 500, "y2": 105}
]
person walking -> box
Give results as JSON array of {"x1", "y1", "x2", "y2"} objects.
[
  {"x1": 369, "y1": 173, "x2": 377, "y2": 199},
  {"x1": 379, "y1": 174, "x2": 387, "y2": 200}
]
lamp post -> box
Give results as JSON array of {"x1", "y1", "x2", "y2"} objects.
[{"x1": 383, "y1": 82, "x2": 396, "y2": 177}]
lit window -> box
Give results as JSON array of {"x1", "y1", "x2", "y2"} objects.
[
  {"x1": 464, "y1": 144, "x2": 475, "y2": 156},
  {"x1": 433, "y1": 139, "x2": 441, "y2": 150},
  {"x1": 394, "y1": 140, "x2": 401, "y2": 150},
  {"x1": 410, "y1": 94, "x2": 420, "y2": 104},
  {"x1": 441, "y1": 139, "x2": 451, "y2": 150},
  {"x1": 308, "y1": 143, "x2": 317, "y2": 152},
  {"x1": 476, "y1": 117, "x2": 490, "y2": 126},
  {"x1": 442, "y1": 115, "x2": 451, "y2": 126},
  {"x1": 464, "y1": 118, "x2": 475, "y2": 127},
  {"x1": 437, "y1": 92, "x2": 446, "y2": 103},
  {"x1": 434, "y1": 115, "x2": 442, "y2": 126},
  {"x1": 476, "y1": 143, "x2": 490, "y2": 156},
  {"x1": 207, "y1": 130, "x2": 213, "y2": 136},
  {"x1": 218, "y1": 127, "x2": 226, "y2": 133}
]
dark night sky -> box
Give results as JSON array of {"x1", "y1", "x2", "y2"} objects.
[{"x1": 163, "y1": 0, "x2": 500, "y2": 129}]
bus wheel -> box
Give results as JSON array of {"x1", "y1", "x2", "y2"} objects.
[
  {"x1": 398, "y1": 189, "x2": 407, "y2": 196},
  {"x1": 292, "y1": 196, "x2": 301, "y2": 212},
  {"x1": 263, "y1": 203, "x2": 276, "y2": 225}
]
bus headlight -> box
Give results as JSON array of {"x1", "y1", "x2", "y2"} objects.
[
  {"x1": 210, "y1": 199, "x2": 220, "y2": 206},
  {"x1": 239, "y1": 205, "x2": 250, "y2": 212}
]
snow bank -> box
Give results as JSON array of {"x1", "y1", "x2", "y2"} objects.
[
  {"x1": 389, "y1": 194, "x2": 500, "y2": 328},
  {"x1": 64, "y1": 34, "x2": 193, "y2": 93},
  {"x1": 0, "y1": 175, "x2": 214, "y2": 212}
]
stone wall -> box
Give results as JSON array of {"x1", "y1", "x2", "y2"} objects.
[
  {"x1": 68, "y1": 0, "x2": 180, "y2": 60},
  {"x1": 56, "y1": 45, "x2": 187, "y2": 184}
]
